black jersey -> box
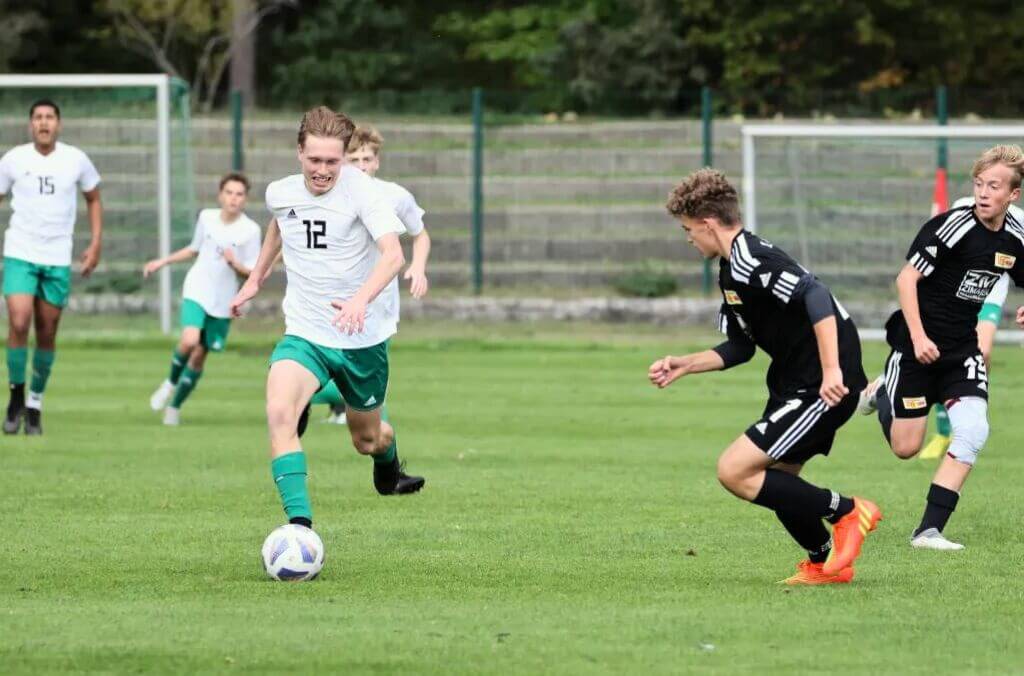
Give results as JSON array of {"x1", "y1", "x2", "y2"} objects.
[
  {"x1": 718, "y1": 231, "x2": 865, "y2": 399},
  {"x1": 886, "y1": 205, "x2": 1024, "y2": 353}
]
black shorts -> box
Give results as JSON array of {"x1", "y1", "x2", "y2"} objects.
[
  {"x1": 881, "y1": 347, "x2": 988, "y2": 419},
  {"x1": 745, "y1": 390, "x2": 858, "y2": 465}
]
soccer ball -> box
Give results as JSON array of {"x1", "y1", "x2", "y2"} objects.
[{"x1": 261, "y1": 524, "x2": 325, "y2": 581}]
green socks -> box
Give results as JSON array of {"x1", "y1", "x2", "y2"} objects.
[
  {"x1": 310, "y1": 380, "x2": 344, "y2": 406},
  {"x1": 168, "y1": 349, "x2": 187, "y2": 385},
  {"x1": 171, "y1": 367, "x2": 202, "y2": 408},
  {"x1": 30, "y1": 349, "x2": 55, "y2": 394},
  {"x1": 271, "y1": 451, "x2": 312, "y2": 522},
  {"x1": 6, "y1": 346, "x2": 27, "y2": 386},
  {"x1": 373, "y1": 406, "x2": 397, "y2": 464},
  {"x1": 934, "y1": 404, "x2": 951, "y2": 438}
]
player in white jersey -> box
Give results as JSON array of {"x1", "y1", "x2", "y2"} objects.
[
  {"x1": 143, "y1": 173, "x2": 261, "y2": 425},
  {"x1": 0, "y1": 99, "x2": 103, "y2": 435},
  {"x1": 297, "y1": 125, "x2": 432, "y2": 429},
  {"x1": 230, "y1": 107, "x2": 424, "y2": 532},
  {"x1": 918, "y1": 197, "x2": 1017, "y2": 460}
]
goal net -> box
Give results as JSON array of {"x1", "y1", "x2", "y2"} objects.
[
  {"x1": 741, "y1": 124, "x2": 1024, "y2": 340},
  {"x1": 0, "y1": 74, "x2": 195, "y2": 333}
]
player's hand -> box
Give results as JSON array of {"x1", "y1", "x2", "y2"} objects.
[
  {"x1": 819, "y1": 366, "x2": 849, "y2": 407},
  {"x1": 648, "y1": 355, "x2": 687, "y2": 389},
  {"x1": 80, "y1": 244, "x2": 101, "y2": 277},
  {"x1": 1016, "y1": 305, "x2": 1024, "y2": 329},
  {"x1": 912, "y1": 334, "x2": 940, "y2": 364},
  {"x1": 230, "y1": 279, "x2": 260, "y2": 318},
  {"x1": 331, "y1": 298, "x2": 367, "y2": 335},
  {"x1": 404, "y1": 266, "x2": 429, "y2": 299},
  {"x1": 222, "y1": 248, "x2": 238, "y2": 265},
  {"x1": 142, "y1": 259, "x2": 163, "y2": 278}
]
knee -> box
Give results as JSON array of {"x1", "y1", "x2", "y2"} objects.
[
  {"x1": 716, "y1": 455, "x2": 743, "y2": 493},
  {"x1": 948, "y1": 404, "x2": 989, "y2": 466},
  {"x1": 891, "y1": 438, "x2": 920, "y2": 460},
  {"x1": 266, "y1": 398, "x2": 297, "y2": 431},
  {"x1": 178, "y1": 335, "x2": 200, "y2": 353},
  {"x1": 8, "y1": 315, "x2": 30, "y2": 338},
  {"x1": 351, "y1": 431, "x2": 378, "y2": 455}
]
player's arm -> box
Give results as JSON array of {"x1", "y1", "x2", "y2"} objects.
[
  {"x1": 330, "y1": 233, "x2": 405, "y2": 334},
  {"x1": 801, "y1": 280, "x2": 848, "y2": 406},
  {"x1": 80, "y1": 187, "x2": 103, "y2": 276},
  {"x1": 405, "y1": 228, "x2": 431, "y2": 298},
  {"x1": 977, "y1": 273, "x2": 1008, "y2": 366},
  {"x1": 896, "y1": 263, "x2": 939, "y2": 364},
  {"x1": 142, "y1": 245, "x2": 198, "y2": 278},
  {"x1": 649, "y1": 306, "x2": 754, "y2": 389},
  {"x1": 221, "y1": 250, "x2": 252, "y2": 278},
  {"x1": 230, "y1": 217, "x2": 281, "y2": 317}
]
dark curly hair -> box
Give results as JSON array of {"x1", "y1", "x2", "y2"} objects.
[{"x1": 666, "y1": 168, "x2": 741, "y2": 225}]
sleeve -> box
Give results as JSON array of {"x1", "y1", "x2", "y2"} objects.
[
  {"x1": 712, "y1": 304, "x2": 756, "y2": 369},
  {"x1": 0, "y1": 151, "x2": 13, "y2": 194},
  {"x1": 984, "y1": 273, "x2": 1010, "y2": 308},
  {"x1": 737, "y1": 244, "x2": 816, "y2": 307},
  {"x1": 239, "y1": 224, "x2": 262, "y2": 268},
  {"x1": 354, "y1": 175, "x2": 405, "y2": 240},
  {"x1": 906, "y1": 211, "x2": 965, "y2": 278},
  {"x1": 77, "y1": 151, "x2": 101, "y2": 191},
  {"x1": 1009, "y1": 246, "x2": 1024, "y2": 290},
  {"x1": 187, "y1": 214, "x2": 205, "y2": 252},
  {"x1": 394, "y1": 187, "x2": 425, "y2": 236}
]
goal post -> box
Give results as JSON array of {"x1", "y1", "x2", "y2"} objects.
[
  {"x1": 741, "y1": 123, "x2": 1024, "y2": 341},
  {"x1": 0, "y1": 74, "x2": 193, "y2": 334}
]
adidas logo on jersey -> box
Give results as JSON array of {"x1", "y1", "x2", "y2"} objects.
[
  {"x1": 925, "y1": 245, "x2": 938, "y2": 257},
  {"x1": 759, "y1": 272, "x2": 772, "y2": 287},
  {"x1": 364, "y1": 395, "x2": 377, "y2": 406},
  {"x1": 754, "y1": 422, "x2": 768, "y2": 434},
  {"x1": 287, "y1": 209, "x2": 297, "y2": 218}
]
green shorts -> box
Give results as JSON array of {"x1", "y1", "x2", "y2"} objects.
[
  {"x1": 180, "y1": 298, "x2": 231, "y2": 352},
  {"x1": 269, "y1": 334, "x2": 389, "y2": 411},
  {"x1": 977, "y1": 302, "x2": 1002, "y2": 326},
  {"x1": 2, "y1": 257, "x2": 71, "y2": 308}
]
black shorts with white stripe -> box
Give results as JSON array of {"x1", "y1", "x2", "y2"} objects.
[
  {"x1": 880, "y1": 347, "x2": 989, "y2": 419},
  {"x1": 745, "y1": 391, "x2": 859, "y2": 465}
]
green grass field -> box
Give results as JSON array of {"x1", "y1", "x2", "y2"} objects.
[{"x1": 2, "y1": 317, "x2": 1024, "y2": 674}]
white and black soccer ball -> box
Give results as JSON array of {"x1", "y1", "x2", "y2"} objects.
[{"x1": 261, "y1": 524, "x2": 325, "y2": 581}]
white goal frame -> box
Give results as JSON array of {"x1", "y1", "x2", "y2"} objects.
[
  {"x1": 0, "y1": 74, "x2": 174, "y2": 333},
  {"x1": 740, "y1": 123, "x2": 1024, "y2": 342}
]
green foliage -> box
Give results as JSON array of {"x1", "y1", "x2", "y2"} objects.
[{"x1": 613, "y1": 263, "x2": 679, "y2": 298}]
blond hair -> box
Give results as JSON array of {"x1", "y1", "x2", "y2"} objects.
[
  {"x1": 972, "y1": 144, "x2": 1024, "y2": 189},
  {"x1": 297, "y1": 106, "x2": 355, "y2": 150},
  {"x1": 348, "y1": 126, "x2": 383, "y2": 155},
  {"x1": 666, "y1": 168, "x2": 741, "y2": 225}
]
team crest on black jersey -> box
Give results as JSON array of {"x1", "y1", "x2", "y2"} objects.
[
  {"x1": 956, "y1": 270, "x2": 1001, "y2": 302},
  {"x1": 724, "y1": 290, "x2": 742, "y2": 305},
  {"x1": 995, "y1": 252, "x2": 1016, "y2": 269}
]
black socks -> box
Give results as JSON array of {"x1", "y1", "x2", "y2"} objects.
[{"x1": 914, "y1": 483, "x2": 959, "y2": 537}]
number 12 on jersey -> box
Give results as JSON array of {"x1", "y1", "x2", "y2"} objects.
[{"x1": 303, "y1": 219, "x2": 327, "y2": 249}]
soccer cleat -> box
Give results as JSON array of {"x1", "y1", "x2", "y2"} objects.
[
  {"x1": 781, "y1": 560, "x2": 855, "y2": 585},
  {"x1": 857, "y1": 375, "x2": 884, "y2": 415},
  {"x1": 4, "y1": 384, "x2": 25, "y2": 434},
  {"x1": 297, "y1": 404, "x2": 311, "y2": 438},
  {"x1": 910, "y1": 527, "x2": 964, "y2": 551},
  {"x1": 822, "y1": 497, "x2": 883, "y2": 575},
  {"x1": 373, "y1": 457, "x2": 426, "y2": 495},
  {"x1": 918, "y1": 434, "x2": 950, "y2": 460},
  {"x1": 150, "y1": 380, "x2": 174, "y2": 411},
  {"x1": 163, "y1": 406, "x2": 180, "y2": 426},
  {"x1": 327, "y1": 403, "x2": 347, "y2": 425},
  {"x1": 24, "y1": 408, "x2": 42, "y2": 436}
]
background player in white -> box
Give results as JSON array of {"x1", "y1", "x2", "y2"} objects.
[
  {"x1": 0, "y1": 99, "x2": 102, "y2": 435},
  {"x1": 143, "y1": 173, "x2": 261, "y2": 425},
  {"x1": 230, "y1": 107, "x2": 424, "y2": 532},
  {"x1": 299, "y1": 125, "x2": 432, "y2": 427}
]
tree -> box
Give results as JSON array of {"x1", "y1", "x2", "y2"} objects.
[
  {"x1": 0, "y1": 2, "x2": 45, "y2": 73},
  {"x1": 94, "y1": 0, "x2": 296, "y2": 111}
]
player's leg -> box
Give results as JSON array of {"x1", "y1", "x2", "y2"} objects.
[
  {"x1": 335, "y1": 341, "x2": 424, "y2": 495},
  {"x1": 3, "y1": 291, "x2": 34, "y2": 434},
  {"x1": 151, "y1": 301, "x2": 205, "y2": 410},
  {"x1": 875, "y1": 349, "x2": 930, "y2": 457},
  {"x1": 25, "y1": 293, "x2": 64, "y2": 435},
  {"x1": 919, "y1": 404, "x2": 952, "y2": 460},
  {"x1": 310, "y1": 380, "x2": 346, "y2": 424},
  {"x1": 164, "y1": 345, "x2": 207, "y2": 425},
  {"x1": 266, "y1": 358, "x2": 321, "y2": 527}
]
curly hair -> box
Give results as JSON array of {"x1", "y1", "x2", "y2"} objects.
[
  {"x1": 972, "y1": 144, "x2": 1024, "y2": 189},
  {"x1": 666, "y1": 168, "x2": 741, "y2": 225},
  {"x1": 297, "y1": 106, "x2": 355, "y2": 150}
]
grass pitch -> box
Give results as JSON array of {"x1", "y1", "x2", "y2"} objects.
[{"x1": 2, "y1": 317, "x2": 1024, "y2": 674}]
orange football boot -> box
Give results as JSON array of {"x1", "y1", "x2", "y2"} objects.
[
  {"x1": 781, "y1": 559, "x2": 854, "y2": 585},
  {"x1": 822, "y1": 497, "x2": 882, "y2": 575}
]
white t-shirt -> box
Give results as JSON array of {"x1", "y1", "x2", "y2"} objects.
[
  {"x1": 0, "y1": 142, "x2": 101, "y2": 266},
  {"x1": 266, "y1": 166, "x2": 405, "y2": 348},
  {"x1": 373, "y1": 177, "x2": 426, "y2": 323},
  {"x1": 182, "y1": 208, "x2": 261, "y2": 318},
  {"x1": 951, "y1": 197, "x2": 1020, "y2": 307}
]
